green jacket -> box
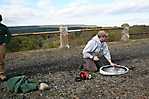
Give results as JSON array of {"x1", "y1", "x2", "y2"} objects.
[
  {"x1": 7, "y1": 75, "x2": 38, "y2": 93},
  {"x1": 0, "y1": 23, "x2": 11, "y2": 44}
]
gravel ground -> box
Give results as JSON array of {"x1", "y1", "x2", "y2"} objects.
[{"x1": 0, "y1": 39, "x2": 149, "y2": 99}]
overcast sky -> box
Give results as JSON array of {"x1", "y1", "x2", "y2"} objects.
[{"x1": 0, "y1": 0, "x2": 149, "y2": 26}]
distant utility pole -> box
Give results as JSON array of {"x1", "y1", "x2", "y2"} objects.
[
  {"x1": 59, "y1": 25, "x2": 70, "y2": 48},
  {"x1": 121, "y1": 23, "x2": 130, "y2": 42}
]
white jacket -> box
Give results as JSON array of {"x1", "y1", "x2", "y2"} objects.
[{"x1": 82, "y1": 35, "x2": 111, "y2": 60}]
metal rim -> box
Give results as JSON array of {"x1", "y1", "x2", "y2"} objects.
[{"x1": 99, "y1": 65, "x2": 129, "y2": 76}]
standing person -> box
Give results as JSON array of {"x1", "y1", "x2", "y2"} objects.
[
  {"x1": 82, "y1": 30, "x2": 118, "y2": 72},
  {"x1": 0, "y1": 14, "x2": 11, "y2": 80}
]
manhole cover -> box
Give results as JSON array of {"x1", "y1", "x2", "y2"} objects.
[{"x1": 100, "y1": 65, "x2": 129, "y2": 75}]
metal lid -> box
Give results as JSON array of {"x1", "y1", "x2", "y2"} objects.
[{"x1": 100, "y1": 65, "x2": 129, "y2": 75}]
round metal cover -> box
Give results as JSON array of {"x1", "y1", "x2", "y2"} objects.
[{"x1": 100, "y1": 65, "x2": 129, "y2": 75}]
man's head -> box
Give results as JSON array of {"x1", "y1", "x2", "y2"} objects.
[
  {"x1": 0, "y1": 14, "x2": 2, "y2": 22},
  {"x1": 97, "y1": 30, "x2": 108, "y2": 42}
]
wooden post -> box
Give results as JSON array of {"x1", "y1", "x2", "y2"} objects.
[
  {"x1": 59, "y1": 25, "x2": 70, "y2": 48},
  {"x1": 121, "y1": 23, "x2": 130, "y2": 42}
]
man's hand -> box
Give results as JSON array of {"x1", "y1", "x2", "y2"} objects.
[
  {"x1": 108, "y1": 60, "x2": 120, "y2": 67},
  {"x1": 110, "y1": 62, "x2": 120, "y2": 67},
  {"x1": 93, "y1": 56, "x2": 99, "y2": 61}
]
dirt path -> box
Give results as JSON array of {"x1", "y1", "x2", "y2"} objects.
[{"x1": 0, "y1": 39, "x2": 149, "y2": 99}]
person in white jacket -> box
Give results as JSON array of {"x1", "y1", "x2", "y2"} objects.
[{"x1": 82, "y1": 30, "x2": 118, "y2": 72}]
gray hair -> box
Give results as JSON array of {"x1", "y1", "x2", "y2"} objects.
[{"x1": 97, "y1": 30, "x2": 108, "y2": 37}]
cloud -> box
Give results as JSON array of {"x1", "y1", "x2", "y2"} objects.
[
  {"x1": 0, "y1": 0, "x2": 149, "y2": 26},
  {"x1": 0, "y1": 0, "x2": 52, "y2": 25},
  {"x1": 107, "y1": 0, "x2": 149, "y2": 14}
]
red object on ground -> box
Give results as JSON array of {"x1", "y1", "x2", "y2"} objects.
[{"x1": 79, "y1": 71, "x2": 90, "y2": 80}]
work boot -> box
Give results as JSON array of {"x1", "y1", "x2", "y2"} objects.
[{"x1": 0, "y1": 73, "x2": 6, "y2": 81}]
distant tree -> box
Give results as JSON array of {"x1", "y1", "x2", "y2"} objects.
[{"x1": 121, "y1": 23, "x2": 129, "y2": 28}]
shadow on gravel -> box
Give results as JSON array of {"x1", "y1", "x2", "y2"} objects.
[
  {"x1": 6, "y1": 53, "x2": 149, "y2": 79},
  {"x1": 6, "y1": 42, "x2": 149, "y2": 78},
  {"x1": 6, "y1": 56, "x2": 83, "y2": 78}
]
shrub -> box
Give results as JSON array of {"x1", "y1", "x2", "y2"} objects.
[{"x1": 7, "y1": 36, "x2": 40, "y2": 52}]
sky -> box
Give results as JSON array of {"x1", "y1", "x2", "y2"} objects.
[{"x1": 0, "y1": 0, "x2": 149, "y2": 26}]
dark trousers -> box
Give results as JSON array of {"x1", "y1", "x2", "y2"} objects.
[{"x1": 83, "y1": 56, "x2": 110, "y2": 72}]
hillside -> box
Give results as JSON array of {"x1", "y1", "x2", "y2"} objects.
[
  {"x1": 0, "y1": 38, "x2": 149, "y2": 99},
  {"x1": 8, "y1": 25, "x2": 97, "y2": 34}
]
